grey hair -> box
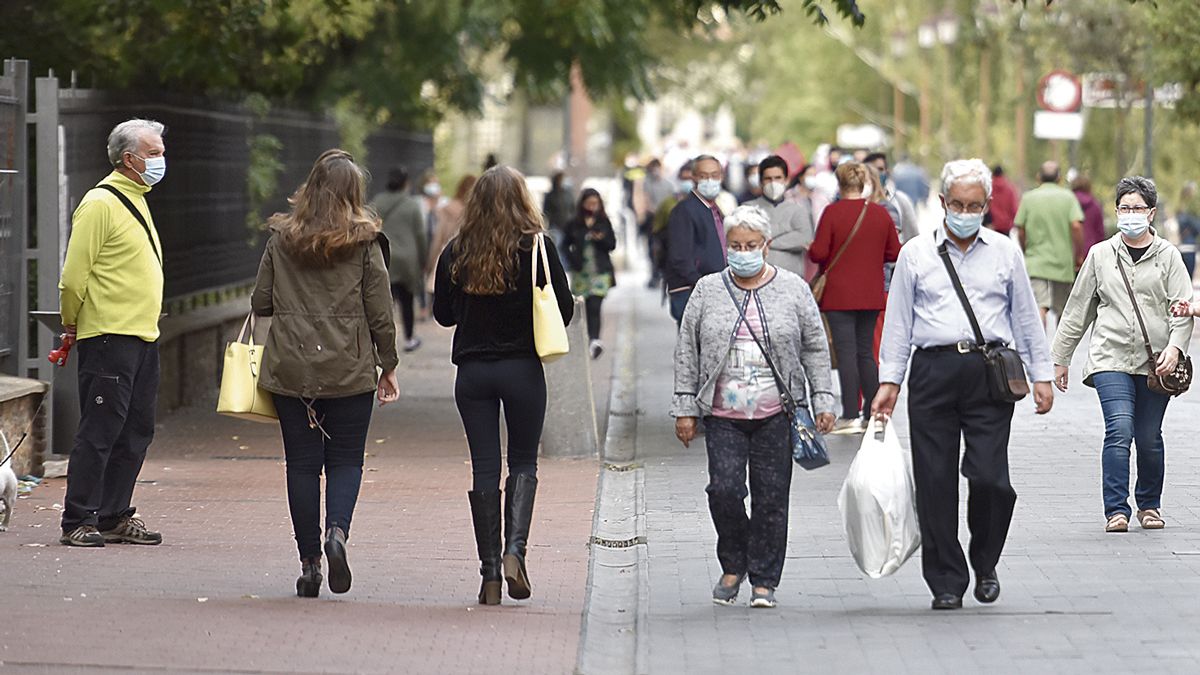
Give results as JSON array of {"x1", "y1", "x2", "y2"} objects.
[
  {"x1": 693, "y1": 153, "x2": 721, "y2": 169},
  {"x1": 940, "y1": 158, "x2": 992, "y2": 200},
  {"x1": 1115, "y1": 175, "x2": 1158, "y2": 208},
  {"x1": 724, "y1": 204, "x2": 772, "y2": 240},
  {"x1": 107, "y1": 118, "x2": 166, "y2": 168}
]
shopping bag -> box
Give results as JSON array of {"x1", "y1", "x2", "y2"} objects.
[
  {"x1": 837, "y1": 418, "x2": 920, "y2": 578},
  {"x1": 531, "y1": 233, "x2": 569, "y2": 362},
  {"x1": 216, "y1": 313, "x2": 278, "y2": 423}
]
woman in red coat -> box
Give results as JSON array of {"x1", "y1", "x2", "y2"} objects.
[{"x1": 809, "y1": 162, "x2": 901, "y2": 433}]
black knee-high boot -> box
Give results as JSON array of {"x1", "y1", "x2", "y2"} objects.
[
  {"x1": 468, "y1": 489, "x2": 503, "y2": 605},
  {"x1": 502, "y1": 473, "x2": 538, "y2": 600}
]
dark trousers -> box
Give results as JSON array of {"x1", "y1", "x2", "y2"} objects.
[
  {"x1": 825, "y1": 310, "x2": 880, "y2": 419},
  {"x1": 584, "y1": 295, "x2": 604, "y2": 341},
  {"x1": 454, "y1": 357, "x2": 546, "y2": 491},
  {"x1": 273, "y1": 392, "x2": 374, "y2": 560},
  {"x1": 669, "y1": 289, "x2": 691, "y2": 325},
  {"x1": 391, "y1": 282, "x2": 415, "y2": 341},
  {"x1": 703, "y1": 414, "x2": 793, "y2": 589},
  {"x1": 908, "y1": 349, "x2": 1016, "y2": 597},
  {"x1": 62, "y1": 335, "x2": 159, "y2": 532}
]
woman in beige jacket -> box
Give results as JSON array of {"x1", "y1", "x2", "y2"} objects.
[{"x1": 1051, "y1": 176, "x2": 1193, "y2": 534}]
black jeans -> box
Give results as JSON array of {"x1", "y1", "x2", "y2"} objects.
[
  {"x1": 454, "y1": 357, "x2": 546, "y2": 491},
  {"x1": 703, "y1": 414, "x2": 793, "y2": 589},
  {"x1": 273, "y1": 392, "x2": 375, "y2": 560},
  {"x1": 62, "y1": 335, "x2": 159, "y2": 532},
  {"x1": 825, "y1": 310, "x2": 880, "y2": 419},
  {"x1": 584, "y1": 295, "x2": 604, "y2": 341},
  {"x1": 907, "y1": 349, "x2": 1016, "y2": 598},
  {"x1": 391, "y1": 282, "x2": 415, "y2": 341}
]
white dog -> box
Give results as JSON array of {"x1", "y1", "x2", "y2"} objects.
[{"x1": 0, "y1": 431, "x2": 18, "y2": 532}]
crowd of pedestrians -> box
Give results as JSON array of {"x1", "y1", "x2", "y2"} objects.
[{"x1": 52, "y1": 117, "x2": 1200, "y2": 617}]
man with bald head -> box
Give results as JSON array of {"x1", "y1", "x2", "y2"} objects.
[{"x1": 1014, "y1": 161, "x2": 1084, "y2": 327}]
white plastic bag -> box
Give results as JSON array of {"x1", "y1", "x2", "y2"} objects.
[{"x1": 837, "y1": 418, "x2": 921, "y2": 578}]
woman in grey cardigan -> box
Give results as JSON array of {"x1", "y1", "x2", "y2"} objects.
[
  {"x1": 1052, "y1": 176, "x2": 1193, "y2": 533},
  {"x1": 672, "y1": 204, "x2": 836, "y2": 609}
]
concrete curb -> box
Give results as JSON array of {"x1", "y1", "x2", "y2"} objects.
[{"x1": 576, "y1": 291, "x2": 649, "y2": 675}]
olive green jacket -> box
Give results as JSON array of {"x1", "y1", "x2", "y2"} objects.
[
  {"x1": 1051, "y1": 233, "x2": 1193, "y2": 387},
  {"x1": 252, "y1": 233, "x2": 399, "y2": 398}
]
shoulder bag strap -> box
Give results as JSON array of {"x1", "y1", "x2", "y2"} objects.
[
  {"x1": 97, "y1": 184, "x2": 161, "y2": 266},
  {"x1": 720, "y1": 273, "x2": 799, "y2": 413},
  {"x1": 1114, "y1": 255, "x2": 1158, "y2": 365},
  {"x1": 937, "y1": 241, "x2": 987, "y2": 347},
  {"x1": 822, "y1": 202, "x2": 870, "y2": 276}
]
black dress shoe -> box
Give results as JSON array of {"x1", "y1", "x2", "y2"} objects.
[
  {"x1": 974, "y1": 571, "x2": 1000, "y2": 604},
  {"x1": 931, "y1": 593, "x2": 963, "y2": 610}
]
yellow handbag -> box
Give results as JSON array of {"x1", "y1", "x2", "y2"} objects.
[
  {"x1": 532, "y1": 233, "x2": 569, "y2": 362},
  {"x1": 216, "y1": 313, "x2": 278, "y2": 422}
]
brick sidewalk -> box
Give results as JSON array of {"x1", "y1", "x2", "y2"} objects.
[
  {"x1": 0, "y1": 317, "x2": 604, "y2": 674},
  {"x1": 623, "y1": 284, "x2": 1200, "y2": 675}
]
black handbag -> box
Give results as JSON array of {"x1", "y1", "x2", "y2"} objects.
[
  {"x1": 721, "y1": 274, "x2": 829, "y2": 470},
  {"x1": 1115, "y1": 257, "x2": 1193, "y2": 396},
  {"x1": 937, "y1": 242, "x2": 1030, "y2": 403}
]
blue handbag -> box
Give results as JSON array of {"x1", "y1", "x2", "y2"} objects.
[{"x1": 721, "y1": 274, "x2": 830, "y2": 470}]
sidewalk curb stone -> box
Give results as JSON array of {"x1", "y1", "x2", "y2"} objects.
[{"x1": 577, "y1": 290, "x2": 649, "y2": 675}]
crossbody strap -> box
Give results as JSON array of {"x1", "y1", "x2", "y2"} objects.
[
  {"x1": 720, "y1": 273, "x2": 799, "y2": 413},
  {"x1": 823, "y1": 202, "x2": 869, "y2": 276},
  {"x1": 97, "y1": 184, "x2": 161, "y2": 266},
  {"x1": 937, "y1": 241, "x2": 987, "y2": 347},
  {"x1": 1114, "y1": 255, "x2": 1158, "y2": 365}
]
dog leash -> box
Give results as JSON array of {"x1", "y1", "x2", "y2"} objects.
[{"x1": 0, "y1": 394, "x2": 48, "y2": 467}]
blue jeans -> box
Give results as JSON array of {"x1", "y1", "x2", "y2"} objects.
[
  {"x1": 273, "y1": 392, "x2": 375, "y2": 559},
  {"x1": 1092, "y1": 372, "x2": 1170, "y2": 518}
]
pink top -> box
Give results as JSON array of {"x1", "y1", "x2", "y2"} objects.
[{"x1": 712, "y1": 296, "x2": 784, "y2": 420}]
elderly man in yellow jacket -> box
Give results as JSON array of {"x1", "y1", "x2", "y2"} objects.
[{"x1": 58, "y1": 118, "x2": 167, "y2": 547}]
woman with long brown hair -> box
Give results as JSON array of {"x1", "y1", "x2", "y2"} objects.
[
  {"x1": 252, "y1": 149, "x2": 400, "y2": 598},
  {"x1": 433, "y1": 165, "x2": 573, "y2": 605}
]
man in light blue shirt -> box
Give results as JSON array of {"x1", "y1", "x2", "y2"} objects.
[{"x1": 872, "y1": 159, "x2": 1054, "y2": 611}]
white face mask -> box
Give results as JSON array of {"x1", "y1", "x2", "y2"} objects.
[
  {"x1": 747, "y1": 173, "x2": 760, "y2": 189},
  {"x1": 763, "y1": 181, "x2": 787, "y2": 201},
  {"x1": 131, "y1": 153, "x2": 166, "y2": 186}
]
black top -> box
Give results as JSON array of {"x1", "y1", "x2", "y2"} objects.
[
  {"x1": 563, "y1": 215, "x2": 617, "y2": 275},
  {"x1": 433, "y1": 234, "x2": 574, "y2": 365},
  {"x1": 1126, "y1": 242, "x2": 1151, "y2": 263}
]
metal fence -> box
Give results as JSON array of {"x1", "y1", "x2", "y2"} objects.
[
  {"x1": 0, "y1": 60, "x2": 28, "y2": 377},
  {"x1": 54, "y1": 91, "x2": 434, "y2": 302}
]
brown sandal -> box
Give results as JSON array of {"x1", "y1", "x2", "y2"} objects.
[
  {"x1": 1137, "y1": 509, "x2": 1165, "y2": 530},
  {"x1": 1105, "y1": 514, "x2": 1129, "y2": 533}
]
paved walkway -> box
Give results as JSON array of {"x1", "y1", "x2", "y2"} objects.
[
  {"x1": 0, "y1": 315, "x2": 607, "y2": 674},
  {"x1": 621, "y1": 282, "x2": 1200, "y2": 675}
]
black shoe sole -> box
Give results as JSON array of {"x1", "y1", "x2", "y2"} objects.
[
  {"x1": 502, "y1": 554, "x2": 530, "y2": 600},
  {"x1": 59, "y1": 537, "x2": 104, "y2": 547},
  {"x1": 101, "y1": 535, "x2": 162, "y2": 545},
  {"x1": 324, "y1": 537, "x2": 352, "y2": 594}
]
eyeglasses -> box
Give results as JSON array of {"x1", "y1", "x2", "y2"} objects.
[
  {"x1": 728, "y1": 241, "x2": 765, "y2": 253},
  {"x1": 946, "y1": 200, "x2": 988, "y2": 215},
  {"x1": 1116, "y1": 205, "x2": 1152, "y2": 214}
]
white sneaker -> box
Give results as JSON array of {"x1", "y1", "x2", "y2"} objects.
[
  {"x1": 403, "y1": 337, "x2": 422, "y2": 352},
  {"x1": 589, "y1": 339, "x2": 604, "y2": 359}
]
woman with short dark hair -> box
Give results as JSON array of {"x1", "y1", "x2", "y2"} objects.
[
  {"x1": 1053, "y1": 175, "x2": 1193, "y2": 533},
  {"x1": 253, "y1": 149, "x2": 400, "y2": 597}
]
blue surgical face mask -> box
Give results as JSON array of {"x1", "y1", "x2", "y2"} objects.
[
  {"x1": 945, "y1": 210, "x2": 983, "y2": 239},
  {"x1": 677, "y1": 179, "x2": 694, "y2": 195},
  {"x1": 1117, "y1": 213, "x2": 1150, "y2": 238},
  {"x1": 133, "y1": 154, "x2": 166, "y2": 186},
  {"x1": 697, "y1": 178, "x2": 722, "y2": 200},
  {"x1": 727, "y1": 249, "x2": 765, "y2": 278}
]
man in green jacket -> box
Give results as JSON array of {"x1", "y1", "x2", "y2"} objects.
[{"x1": 58, "y1": 119, "x2": 167, "y2": 547}]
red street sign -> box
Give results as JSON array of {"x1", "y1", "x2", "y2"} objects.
[{"x1": 1037, "y1": 70, "x2": 1083, "y2": 113}]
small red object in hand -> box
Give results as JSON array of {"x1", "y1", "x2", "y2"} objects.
[{"x1": 48, "y1": 333, "x2": 75, "y2": 366}]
